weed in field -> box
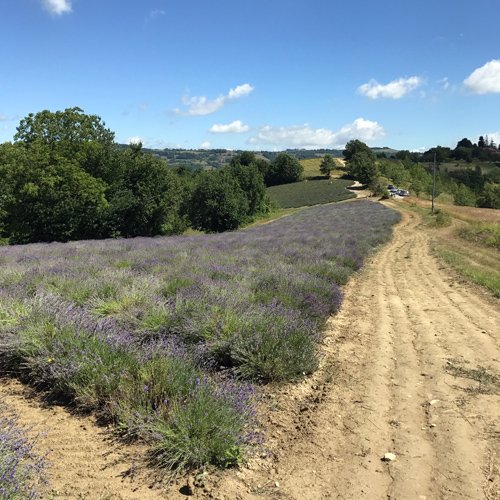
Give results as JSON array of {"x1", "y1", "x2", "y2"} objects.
[{"x1": 445, "y1": 360, "x2": 500, "y2": 395}]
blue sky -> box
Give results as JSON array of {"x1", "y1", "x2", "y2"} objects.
[{"x1": 1, "y1": 0, "x2": 499, "y2": 151}]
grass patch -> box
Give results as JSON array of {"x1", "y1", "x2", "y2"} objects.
[
  {"x1": 266, "y1": 179, "x2": 355, "y2": 208},
  {"x1": 434, "y1": 246, "x2": 500, "y2": 297},
  {"x1": 458, "y1": 222, "x2": 500, "y2": 250},
  {"x1": 299, "y1": 157, "x2": 344, "y2": 179}
]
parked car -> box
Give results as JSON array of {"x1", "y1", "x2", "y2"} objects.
[{"x1": 397, "y1": 189, "x2": 410, "y2": 196}]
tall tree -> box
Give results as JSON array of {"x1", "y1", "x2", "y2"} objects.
[
  {"x1": 188, "y1": 170, "x2": 249, "y2": 232},
  {"x1": 343, "y1": 140, "x2": 375, "y2": 162},
  {"x1": 319, "y1": 154, "x2": 336, "y2": 178},
  {"x1": 347, "y1": 151, "x2": 378, "y2": 185},
  {"x1": 265, "y1": 153, "x2": 303, "y2": 186}
]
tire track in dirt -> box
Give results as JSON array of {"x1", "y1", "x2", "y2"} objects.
[
  {"x1": 0, "y1": 379, "x2": 164, "y2": 499},
  {"x1": 217, "y1": 207, "x2": 499, "y2": 499}
]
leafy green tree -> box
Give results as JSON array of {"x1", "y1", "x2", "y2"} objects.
[
  {"x1": 347, "y1": 151, "x2": 378, "y2": 185},
  {"x1": 265, "y1": 153, "x2": 303, "y2": 186},
  {"x1": 319, "y1": 154, "x2": 336, "y2": 178},
  {"x1": 477, "y1": 182, "x2": 500, "y2": 209},
  {"x1": 188, "y1": 170, "x2": 249, "y2": 232},
  {"x1": 1, "y1": 155, "x2": 108, "y2": 243},
  {"x1": 453, "y1": 184, "x2": 477, "y2": 206},
  {"x1": 14, "y1": 107, "x2": 117, "y2": 184},
  {"x1": 370, "y1": 176, "x2": 391, "y2": 198},
  {"x1": 226, "y1": 163, "x2": 267, "y2": 215},
  {"x1": 14, "y1": 107, "x2": 114, "y2": 149},
  {"x1": 421, "y1": 146, "x2": 452, "y2": 163},
  {"x1": 107, "y1": 147, "x2": 187, "y2": 237},
  {"x1": 456, "y1": 138, "x2": 473, "y2": 149},
  {"x1": 378, "y1": 160, "x2": 411, "y2": 186},
  {"x1": 343, "y1": 140, "x2": 374, "y2": 162},
  {"x1": 231, "y1": 151, "x2": 256, "y2": 167},
  {"x1": 408, "y1": 164, "x2": 432, "y2": 197}
]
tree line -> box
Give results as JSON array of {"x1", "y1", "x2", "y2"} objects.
[
  {"x1": 343, "y1": 138, "x2": 500, "y2": 209},
  {"x1": 0, "y1": 108, "x2": 304, "y2": 244}
]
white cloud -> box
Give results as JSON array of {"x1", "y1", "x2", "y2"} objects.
[
  {"x1": 209, "y1": 120, "x2": 250, "y2": 134},
  {"x1": 248, "y1": 118, "x2": 385, "y2": 150},
  {"x1": 41, "y1": 0, "x2": 72, "y2": 15},
  {"x1": 149, "y1": 9, "x2": 165, "y2": 19},
  {"x1": 200, "y1": 141, "x2": 211, "y2": 149},
  {"x1": 228, "y1": 84, "x2": 254, "y2": 99},
  {"x1": 0, "y1": 114, "x2": 10, "y2": 122},
  {"x1": 437, "y1": 77, "x2": 450, "y2": 90},
  {"x1": 358, "y1": 76, "x2": 422, "y2": 99},
  {"x1": 127, "y1": 136, "x2": 144, "y2": 145},
  {"x1": 464, "y1": 60, "x2": 500, "y2": 94},
  {"x1": 174, "y1": 83, "x2": 254, "y2": 116},
  {"x1": 485, "y1": 132, "x2": 500, "y2": 145}
]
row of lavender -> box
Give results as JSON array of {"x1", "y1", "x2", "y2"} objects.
[{"x1": 0, "y1": 200, "x2": 400, "y2": 474}]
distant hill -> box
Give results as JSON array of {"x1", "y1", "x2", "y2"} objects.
[
  {"x1": 371, "y1": 147, "x2": 400, "y2": 156},
  {"x1": 118, "y1": 146, "x2": 398, "y2": 170}
]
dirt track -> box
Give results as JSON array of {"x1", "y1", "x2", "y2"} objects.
[
  {"x1": 219, "y1": 206, "x2": 500, "y2": 499},
  {"x1": 1, "y1": 206, "x2": 499, "y2": 499}
]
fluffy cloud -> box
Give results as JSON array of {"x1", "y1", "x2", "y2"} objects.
[
  {"x1": 485, "y1": 132, "x2": 500, "y2": 146},
  {"x1": 127, "y1": 136, "x2": 144, "y2": 145},
  {"x1": 358, "y1": 76, "x2": 422, "y2": 99},
  {"x1": 248, "y1": 118, "x2": 385, "y2": 150},
  {"x1": 209, "y1": 120, "x2": 250, "y2": 134},
  {"x1": 464, "y1": 60, "x2": 500, "y2": 94},
  {"x1": 175, "y1": 83, "x2": 254, "y2": 116},
  {"x1": 200, "y1": 141, "x2": 211, "y2": 149},
  {"x1": 42, "y1": 0, "x2": 72, "y2": 15}
]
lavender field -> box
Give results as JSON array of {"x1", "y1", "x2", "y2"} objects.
[{"x1": 0, "y1": 200, "x2": 400, "y2": 473}]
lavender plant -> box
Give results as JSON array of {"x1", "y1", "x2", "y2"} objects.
[
  {"x1": 0, "y1": 200, "x2": 400, "y2": 473},
  {"x1": 0, "y1": 406, "x2": 47, "y2": 499}
]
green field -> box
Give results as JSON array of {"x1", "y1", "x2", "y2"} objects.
[
  {"x1": 267, "y1": 178, "x2": 355, "y2": 208},
  {"x1": 300, "y1": 157, "x2": 344, "y2": 179}
]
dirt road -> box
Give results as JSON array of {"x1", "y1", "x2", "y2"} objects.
[
  {"x1": 1, "y1": 206, "x2": 498, "y2": 499},
  {"x1": 219, "y1": 206, "x2": 499, "y2": 499}
]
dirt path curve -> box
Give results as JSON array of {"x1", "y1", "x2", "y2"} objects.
[{"x1": 218, "y1": 207, "x2": 500, "y2": 499}]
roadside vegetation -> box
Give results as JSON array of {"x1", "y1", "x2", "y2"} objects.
[
  {"x1": 401, "y1": 200, "x2": 500, "y2": 297},
  {"x1": 0, "y1": 200, "x2": 400, "y2": 475}
]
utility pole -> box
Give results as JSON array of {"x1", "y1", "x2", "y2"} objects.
[{"x1": 431, "y1": 152, "x2": 436, "y2": 214}]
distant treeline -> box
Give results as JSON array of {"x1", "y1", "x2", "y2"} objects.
[
  {"x1": 0, "y1": 108, "x2": 304, "y2": 244},
  {"x1": 343, "y1": 138, "x2": 500, "y2": 208},
  {"x1": 138, "y1": 146, "x2": 344, "y2": 169}
]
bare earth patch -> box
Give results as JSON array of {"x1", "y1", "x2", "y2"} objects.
[{"x1": 0, "y1": 379, "x2": 168, "y2": 499}]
